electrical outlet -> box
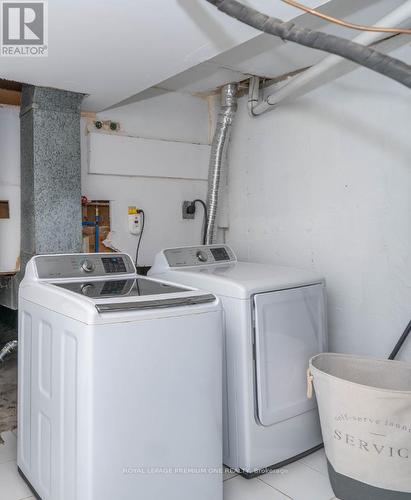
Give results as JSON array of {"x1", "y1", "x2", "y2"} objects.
[{"x1": 182, "y1": 201, "x2": 195, "y2": 220}]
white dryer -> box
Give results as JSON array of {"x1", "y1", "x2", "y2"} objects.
[
  {"x1": 149, "y1": 244, "x2": 327, "y2": 476},
  {"x1": 18, "y1": 253, "x2": 223, "y2": 500}
]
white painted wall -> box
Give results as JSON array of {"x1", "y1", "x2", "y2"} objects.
[
  {"x1": 226, "y1": 45, "x2": 411, "y2": 360},
  {"x1": 0, "y1": 105, "x2": 20, "y2": 273},
  {"x1": 87, "y1": 131, "x2": 210, "y2": 180},
  {"x1": 81, "y1": 91, "x2": 209, "y2": 266}
]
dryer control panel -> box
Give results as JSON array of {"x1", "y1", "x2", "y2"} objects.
[
  {"x1": 33, "y1": 253, "x2": 136, "y2": 280},
  {"x1": 163, "y1": 245, "x2": 237, "y2": 268}
]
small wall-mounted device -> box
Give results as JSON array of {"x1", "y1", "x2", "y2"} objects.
[
  {"x1": 128, "y1": 206, "x2": 143, "y2": 235},
  {"x1": 94, "y1": 120, "x2": 120, "y2": 132}
]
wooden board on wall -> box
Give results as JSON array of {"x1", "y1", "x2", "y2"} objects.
[
  {"x1": 0, "y1": 89, "x2": 21, "y2": 106},
  {"x1": 0, "y1": 201, "x2": 10, "y2": 219},
  {"x1": 82, "y1": 201, "x2": 112, "y2": 253},
  {"x1": 88, "y1": 132, "x2": 210, "y2": 180}
]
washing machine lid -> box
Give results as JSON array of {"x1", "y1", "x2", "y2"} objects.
[
  {"x1": 20, "y1": 254, "x2": 218, "y2": 324},
  {"x1": 50, "y1": 278, "x2": 215, "y2": 313},
  {"x1": 53, "y1": 277, "x2": 186, "y2": 299},
  {"x1": 152, "y1": 261, "x2": 324, "y2": 299}
]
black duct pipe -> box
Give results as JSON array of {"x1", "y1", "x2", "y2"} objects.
[{"x1": 205, "y1": 0, "x2": 411, "y2": 90}]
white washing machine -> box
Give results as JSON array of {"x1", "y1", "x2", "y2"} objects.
[
  {"x1": 149, "y1": 244, "x2": 327, "y2": 476},
  {"x1": 18, "y1": 253, "x2": 223, "y2": 500}
]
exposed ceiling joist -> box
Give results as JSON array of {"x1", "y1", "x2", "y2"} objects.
[{"x1": 0, "y1": 89, "x2": 21, "y2": 106}]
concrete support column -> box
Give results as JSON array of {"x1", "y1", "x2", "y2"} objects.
[
  {"x1": 0, "y1": 85, "x2": 84, "y2": 309},
  {"x1": 20, "y1": 85, "x2": 84, "y2": 265}
]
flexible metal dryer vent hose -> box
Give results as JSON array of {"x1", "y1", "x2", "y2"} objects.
[
  {"x1": 0, "y1": 340, "x2": 18, "y2": 364},
  {"x1": 205, "y1": 83, "x2": 238, "y2": 244},
  {"x1": 205, "y1": 0, "x2": 411, "y2": 91}
]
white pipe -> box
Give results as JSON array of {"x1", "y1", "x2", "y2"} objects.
[
  {"x1": 250, "y1": 1, "x2": 411, "y2": 115},
  {"x1": 247, "y1": 74, "x2": 261, "y2": 117}
]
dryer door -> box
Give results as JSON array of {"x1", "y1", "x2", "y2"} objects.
[{"x1": 253, "y1": 284, "x2": 326, "y2": 427}]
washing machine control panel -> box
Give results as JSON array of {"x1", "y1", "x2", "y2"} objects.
[
  {"x1": 164, "y1": 245, "x2": 236, "y2": 268},
  {"x1": 34, "y1": 253, "x2": 135, "y2": 280}
]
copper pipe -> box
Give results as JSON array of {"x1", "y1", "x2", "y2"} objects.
[{"x1": 282, "y1": 0, "x2": 411, "y2": 35}]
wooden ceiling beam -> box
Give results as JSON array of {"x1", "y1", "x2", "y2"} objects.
[{"x1": 0, "y1": 88, "x2": 21, "y2": 106}]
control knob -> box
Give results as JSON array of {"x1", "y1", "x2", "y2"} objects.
[
  {"x1": 81, "y1": 283, "x2": 95, "y2": 296},
  {"x1": 196, "y1": 250, "x2": 208, "y2": 263},
  {"x1": 81, "y1": 259, "x2": 95, "y2": 273}
]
